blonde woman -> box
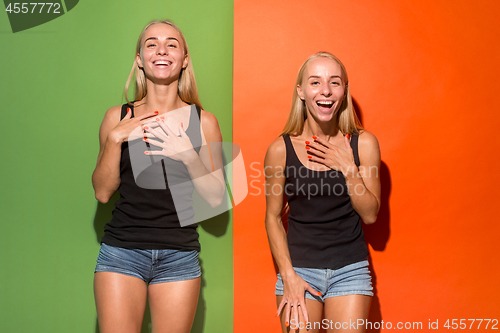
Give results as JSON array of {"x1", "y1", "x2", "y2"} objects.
[
  {"x1": 265, "y1": 52, "x2": 381, "y2": 333},
  {"x1": 92, "y1": 20, "x2": 224, "y2": 333}
]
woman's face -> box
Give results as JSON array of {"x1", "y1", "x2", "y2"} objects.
[
  {"x1": 297, "y1": 57, "x2": 346, "y2": 123},
  {"x1": 136, "y1": 23, "x2": 188, "y2": 83}
]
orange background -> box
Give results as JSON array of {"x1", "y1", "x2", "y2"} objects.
[{"x1": 234, "y1": 0, "x2": 500, "y2": 332}]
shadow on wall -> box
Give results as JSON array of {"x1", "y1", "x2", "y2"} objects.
[
  {"x1": 92, "y1": 194, "x2": 230, "y2": 333},
  {"x1": 353, "y1": 98, "x2": 392, "y2": 333}
]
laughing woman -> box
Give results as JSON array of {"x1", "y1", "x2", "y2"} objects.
[
  {"x1": 265, "y1": 52, "x2": 381, "y2": 333},
  {"x1": 91, "y1": 20, "x2": 224, "y2": 333}
]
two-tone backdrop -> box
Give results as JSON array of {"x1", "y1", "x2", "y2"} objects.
[{"x1": 1, "y1": 1, "x2": 499, "y2": 332}]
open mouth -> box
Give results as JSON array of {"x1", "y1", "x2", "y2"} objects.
[
  {"x1": 316, "y1": 100, "x2": 334, "y2": 112},
  {"x1": 153, "y1": 60, "x2": 172, "y2": 68}
]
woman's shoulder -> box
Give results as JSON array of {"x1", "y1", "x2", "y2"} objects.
[
  {"x1": 199, "y1": 109, "x2": 222, "y2": 138},
  {"x1": 357, "y1": 130, "x2": 379, "y2": 150},
  {"x1": 100, "y1": 105, "x2": 124, "y2": 126},
  {"x1": 265, "y1": 136, "x2": 286, "y2": 167},
  {"x1": 357, "y1": 130, "x2": 381, "y2": 165}
]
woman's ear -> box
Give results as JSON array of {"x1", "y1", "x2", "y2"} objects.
[
  {"x1": 297, "y1": 85, "x2": 305, "y2": 100},
  {"x1": 182, "y1": 54, "x2": 188, "y2": 69},
  {"x1": 136, "y1": 53, "x2": 143, "y2": 69}
]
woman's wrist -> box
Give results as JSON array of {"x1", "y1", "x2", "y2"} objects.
[
  {"x1": 280, "y1": 268, "x2": 297, "y2": 281},
  {"x1": 342, "y1": 162, "x2": 359, "y2": 179}
]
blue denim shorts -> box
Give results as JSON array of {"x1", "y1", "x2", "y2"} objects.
[
  {"x1": 275, "y1": 260, "x2": 373, "y2": 302},
  {"x1": 95, "y1": 243, "x2": 201, "y2": 284}
]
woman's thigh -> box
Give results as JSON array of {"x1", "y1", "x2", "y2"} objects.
[
  {"x1": 148, "y1": 277, "x2": 201, "y2": 333},
  {"x1": 276, "y1": 295, "x2": 324, "y2": 333},
  {"x1": 324, "y1": 294, "x2": 371, "y2": 333},
  {"x1": 94, "y1": 272, "x2": 148, "y2": 333}
]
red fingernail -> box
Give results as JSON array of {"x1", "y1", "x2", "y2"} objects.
[
  {"x1": 346, "y1": 134, "x2": 350, "y2": 139},
  {"x1": 142, "y1": 138, "x2": 147, "y2": 142},
  {"x1": 154, "y1": 111, "x2": 159, "y2": 114},
  {"x1": 306, "y1": 146, "x2": 311, "y2": 150},
  {"x1": 318, "y1": 292, "x2": 323, "y2": 296},
  {"x1": 156, "y1": 118, "x2": 160, "y2": 121},
  {"x1": 144, "y1": 151, "x2": 149, "y2": 155},
  {"x1": 305, "y1": 141, "x2": 310, "y2": 144},
  {"x1": 285, "y1": 321, "x2": 289, "y2": 327},
  {"x1": 127, "y1": 108, "x2": 131, "y2": 113},
  {"x1": 312, "y1": 136, "x2": 318, "y2": 140},
  {"x1": 144, "y1": 126, "x2": 149, "y2": 130},
  {"x1": 308, "y1": 155, "x2": 312, "y2": 159},
  {"x1": 161, "y1": 116, "x2": 164, "y2": 119},
  {"x1": 181, "y1": 122, "x2": 183, "y2": 127}
]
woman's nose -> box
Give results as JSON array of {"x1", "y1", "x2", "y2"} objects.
[
  {"x1": 322, "y1": 84, "x2": 332, "y2": 96},
  {"x1": 157, "y1": 43, "x2": 168, "y2": 55}
]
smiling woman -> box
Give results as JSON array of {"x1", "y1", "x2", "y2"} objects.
[
  {"x1": 91, "y1": 20, "x2": 225, "y2": 333},
  {"x1": 264, "y1": 52, "x2": 381, "y2": 333}
]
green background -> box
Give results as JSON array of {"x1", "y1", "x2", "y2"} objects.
[{"x1": 0, "y1": 0, "x2": 233, "y2": 332}]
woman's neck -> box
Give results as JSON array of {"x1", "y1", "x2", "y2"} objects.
[
  {"x1": 139, "y1": 79, "x2": 187, "y2": 113},
  {"x1": 302, "y1": 117, "x2": 341, "y2": 141}
]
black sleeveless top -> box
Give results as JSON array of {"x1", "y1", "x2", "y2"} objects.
[
  {"x1": 101, "y1": 103, "x2": 202, "y2": 251},
  {"x1": 283, "y1": 134, "x2": 369, "y2": 269}
]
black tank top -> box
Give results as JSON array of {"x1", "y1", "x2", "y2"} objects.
[
  {"x1": 101, "y1": 103, "x2": 202, "y2": 251},
  {"x1": 283, "y1": 134, "x2": 369, "y2": 269}
]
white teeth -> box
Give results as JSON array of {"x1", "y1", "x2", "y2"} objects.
[
  {"x1": 154, "y1": 60, "x2": 171, "y2": 65},
  {"x1": 317, "y1": 101, "x2": 333, "y2": 106}
]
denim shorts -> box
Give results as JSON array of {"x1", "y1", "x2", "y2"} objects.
[
  {"x1": 95, "y1": 243, "x2": 201, "y2": 284},
  {"x1": 275, "y1": 260, "x2": 373, "y2": 302}
]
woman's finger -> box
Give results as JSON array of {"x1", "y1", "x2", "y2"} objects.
[
  {"x1": 144, "y1": 125, "x2": 168, "y2": 142},
  {"x1": 276, "y1": 298, "x2": 287, "y2": 317},
  {"x1": 299, "y1": 298, "x2": 309, "y2": 326},
  {"x1": 307, "y1": 144, "x2": 327, "y2": 157},
  {"x1": 344, "y1": 133, "x2": 351, "y2": 150},
  {"x1": 136, "y1": 111, "x2": 159, "y2": 121},
  {"x1": 306, "y1": 141, "x2": 328, "y2": 155},
  {"x1": 123, "y1": 107, "x2": 132, "y2": 120},
  {"x1": 155, "y1": 118, "x2": 176, "y2": 138},
  {"x1": 312, "y1": 136, "x2": 334, "y2": 150},
  {"x1": 284, "y1": 302, "x2": 291, "y2": 328},
  {"x1": 292, "y1": 300, "x2": 299, "y2": 330},
  {"x1": 142, "y1": 138, "x2": 164, "y2": 149},
  {"x1": 305, "y1": 284, "x2": 323, "y2": 298}
]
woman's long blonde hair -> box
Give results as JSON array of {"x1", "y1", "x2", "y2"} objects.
[
  {"x1": 281, "y1": 52, "x2": 362, "y2": 136},
  {"x1": 124, "y1": 20, "x2": 202, "y2": 109}
]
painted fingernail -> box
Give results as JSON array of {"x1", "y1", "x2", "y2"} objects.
[
  {"x1": 317, "y1": 292, "x2": 323, "y2": 296},
  {"x1": 142, "y1": 138, "x2": 147, "y2": 142},
  {"x1": 144, "y1": 151, "x2": 149, "y2": 155},
  {"x1": 306, "y1": 146, "x2": 311, "y2": 150},
  {"x1": 127, "y1": 108, "x2": 131, "y2": 113},
  {"x1": 285, "y1": 321, "x2": 289, "y2": 327},
  {"x1": 305, "y1": 141, "x2": 310, "y2": 144},
  {"x1": 346, "y1": 133, "x2": 350, "y2": 139},
  {"x1": 154, "y1": 111, "x2": 159, "y2": 114},
  {"x1": 156, "y1": 117, "x2": 160, "y2": 121},
  {"x1": 144, "y1": 126, "x2": 149, "y2": 130},
  {"x1": 312, "y1": 136, "x2": 318, "y2": 140},
  {"x1": 308, "y1": 155, "x2": 312, "y2": 159}
]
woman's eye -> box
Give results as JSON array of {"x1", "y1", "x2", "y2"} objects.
[
  {"x1": 168, "y1": 43, "x2": 177, "y2": 48},
  {"x1": 147, "y1": 44, "x2": 156, "y2": 48},
  {"x1": 311, "y1": 81, "x2": 320, "y2": 86},
  {"x1": 331, "y1": 81, "x2": 340, "y2": 86}
]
